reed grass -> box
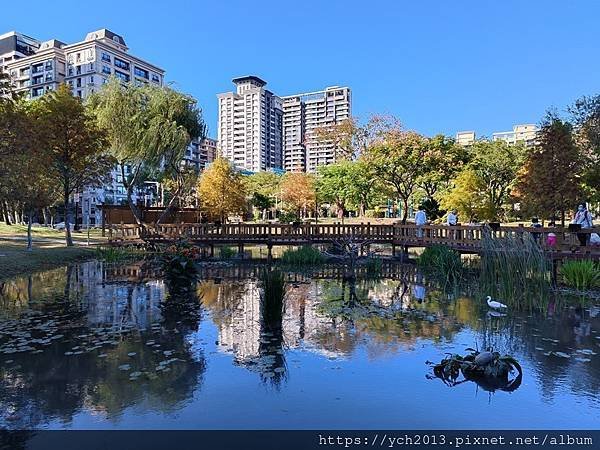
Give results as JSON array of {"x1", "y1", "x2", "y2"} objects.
[
  {"x1": 259, "y1": 268, "x2": 287, "y2": 328},
  {"x1": 418, "y1": 245, "x2": 463, "y2": 285},
  {"x1": 480, "y1": 230, "x2": 551, "y2": 309},
  {"x1": 281, "y1": 245, "x2": 324, "y2": 265},
  {"x1": 220, "y1": 246, "x2": 236, "y2": 259},
  {"x1": 560, "y1": 260, "x2": 600, "y2": 291},
  {"x1": 95, "y1": 246, "x2": 143, "y2": 262}
]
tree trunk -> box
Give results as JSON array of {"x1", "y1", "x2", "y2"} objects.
[
  {"x1": 0, "y1": 201, "x2": 9, "y2": 225},
  {"x1": 42, "y1": 207, "x2": 49, "y2": 226},
  {"x1": 27, "y1": 209, "x2": 33, "y2": 251},
  {"x1": 64, "y1": 189, "x2": 74, "y2": 247},
  {"x1": 336, "y1": 201, "x2": 344, "y2": 219},
  {"x1": 401, "y1": 197, "x2": 409, "y2": 224}
]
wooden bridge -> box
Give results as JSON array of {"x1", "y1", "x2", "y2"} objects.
[{"x1": 109, "y1": 222, "x2": 600, "y2": 259}]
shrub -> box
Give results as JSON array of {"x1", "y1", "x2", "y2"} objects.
[
  {"x1": 281, "y1": 245, "x2": 325, "y2": 265},
  {"x1": 220, "y1": 246, "x2": 236, "y2": 259},
  {"x1": 418, "y1": 245, "x2": 462, "y2": 284},
  {"x1": 95, "y1": 246, "x2": 142, "y2": 262},
  {"x1": 561, "y1": 260, "x2": 600, "y2": 291}
]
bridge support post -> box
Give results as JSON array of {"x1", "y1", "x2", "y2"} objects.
[
  {"x1": 238, "y1": 243, "x2": 244, "y2": 258},
  {"x1": 267, "y1": 243, "x2": 273, "y2": 263},
  {"x1": 210, "y1": 244, "x2": 214, "y2": 258},
  {"x1": 392, "y1": 244, "x2": 396, "y2": 258}
]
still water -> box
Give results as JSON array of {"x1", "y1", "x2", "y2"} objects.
[{"x1": 0, "y1": 260, "x2": 599, "y2": 430}]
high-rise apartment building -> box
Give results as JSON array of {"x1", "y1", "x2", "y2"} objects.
[
  {"x1": 0, "y1": 31, "x2": 39, "y2": 73},
  {"x1": 492, "y1": 124, "x2": 538, "y2": 147},
  {"x1": 217, "y1": 76, "x2": 283, "y2": 172},
  {"x1": 4, "y1": 29, "x2": 164, "y2": 100},
  {"x1": 1, "y1": 29, "x2": 165, "y2": 226},
  {"x1": 282, "y1": 86, "x2": 351, "y2": 172},
  {"x1": 455, "y1": 130, "x2": 476, "y2": 146}
]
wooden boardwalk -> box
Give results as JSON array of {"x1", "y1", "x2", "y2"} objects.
[{"x1": 109, "y1": 222, "x2": 600, "y2": 259}]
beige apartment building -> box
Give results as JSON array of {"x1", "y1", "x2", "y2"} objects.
[
  {"x1": 282, "y1": 86, "x2": 351, "y2": 173},
  {"x1": 1, "y1": 29, "x2": 166, "y2": 226},
  {"x1": 492, "y1": 124, "x2": 538, "y2": 147},
  {"x1": 455, "y1": 130, "x2": 476, "y2": 146}
]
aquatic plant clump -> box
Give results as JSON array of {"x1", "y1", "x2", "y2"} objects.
[
  {"x1": 258, "y1": 268, "x2": 287, "y2": 329},
  {"x1": 418, "y1": 245, "x2": 463, "y2": 284},
  {"x1": 95, "y1": 246, "x2": 144, "y2": 263},
  {"x1": 281, "y1": 246, "x2": 325, "y2": 266},
  {"x1": 560, "y1": 260, "x2": 600, "y2": 291},
  {"x1": 428, "y1": 348, "x2": 523, "y2": 393},
  {"x1": 480, "y1": 230, "x2": 551, "y2": 309},
  {"x1": 160, "y1": 240, "x2": 200, "y2": 292}
]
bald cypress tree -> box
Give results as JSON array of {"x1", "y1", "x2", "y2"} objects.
[{"x1": 514, "y1": 113, "x2": 582, "y2": 225}]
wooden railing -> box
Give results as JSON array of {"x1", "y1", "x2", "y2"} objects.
[{"x1": 108, "y1": 222, "x2": 600, "y2": 257}]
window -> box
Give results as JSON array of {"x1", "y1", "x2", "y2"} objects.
[
  {"x1": 134, "y1": 66, "x2": 149, "y2": 79},
  {"x1": 101, "y1": 52, "x2": 111, "y2": 63},
  {"x1": 102, "y1": 65, "x2": 111, "y2": 75},
  {"x1": 114, "y1": 70, "x2": 130, "y2": 82},
  {"x1": 114, "y1": 57, "x2": 130, "y2": 71},
  {"x1": 151, "y1": 74, "x2": 160, "y2": 83},
  {"x1": 76, "y1": 78, "x2": 82, "y2": 87}
]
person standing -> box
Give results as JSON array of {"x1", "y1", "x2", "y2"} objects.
[
  {"x1": 446, "y1": 209, "x2": 459, "y2": 241},
  {"x1": 415, "y1": 206, "x2": 427, "y2": 238},
  {"x1": 446, "y1": 210, "x2": 458, "y2": 226},
  {"x1": 572, "y1": 204, "x2": 594, "y2": 246}
]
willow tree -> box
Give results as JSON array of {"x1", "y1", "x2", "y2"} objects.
[
  {"x1": 197, "y1": 158, "x2": 247, "y2": 222},
  {"x1": 88, "y1": 78, "x2": 204, "y2": 226}
]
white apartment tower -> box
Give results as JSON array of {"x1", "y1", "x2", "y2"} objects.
[
  {"x1": 282, "y1": 86, "x2": 351, "y2": 172},
  {"x1": 217, "y1": 76, "x2": 283, "y2": 172}
]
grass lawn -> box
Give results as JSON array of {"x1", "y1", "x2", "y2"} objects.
[
  {"x1": 0, "y1": 223, "x2": 107, "y2": 242},
  {"x1": 0, "y1": 242, "x2": 97, "y2": 280}
]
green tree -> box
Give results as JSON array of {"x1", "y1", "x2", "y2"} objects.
[
  {"x1": 439, "y1": 140, "x2": 526, "y2": 222},
  {"x1": 37, "y1": 84, "x2": 112, "y2": 246},
  {"x1": 89, "y1": 78, "x2": 204, "y2": 226},
  {"x1": 365, "y1": 130, "x2": 429, "y2": 223},
  {"x1": 464, "y1": 140, "x2": 526, "y2": 221},
  {"x1": 197, "y1": 157, "x2": 246, "y2": 222},
  {"x1": 514, "y1": 114, "x2": 581, "y2": 225},
  {"x1": 417, "y1": 135, "x2": 470, "y2": 219},
  {"x1": 569, "y1": 95, "x2": 600, "y2": 205},
  {"x1": 244, "y1": 171, "x2": 281, "y2": 220},
  {"x1": 316, "y1": 162, "x2": 353, "y2": 218}
]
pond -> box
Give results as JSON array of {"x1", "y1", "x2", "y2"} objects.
[{"x1": 0, "y1": 260, "x2": 599, "y2": 430}]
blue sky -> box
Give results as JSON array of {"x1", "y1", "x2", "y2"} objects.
[{"x1": 2, "y1": 0, "x2": 599, "y2": 139}]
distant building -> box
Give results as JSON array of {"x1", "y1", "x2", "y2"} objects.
[
  {"x1": 282, "y1": 86, "x2": 351, "y2": 172},
  {"x1": 455, "y1": 130, "x2": 476, "y2": 146},
  {"x1": 492, "y1": 124, "x2": 538, "y2": 147},
  {"x1": 0, "y1": 31, "x2": 39, "y2": 73},
  {"x1": 183, "y1": 137, "x2": 218, "y2": 171},
  {"x1": 217, "y1": 76, "x2": 283, "y2": 172}
]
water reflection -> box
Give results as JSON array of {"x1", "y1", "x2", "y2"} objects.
[{"x1": 0, "y1": 260, "x2": 598, "y2": 429}]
